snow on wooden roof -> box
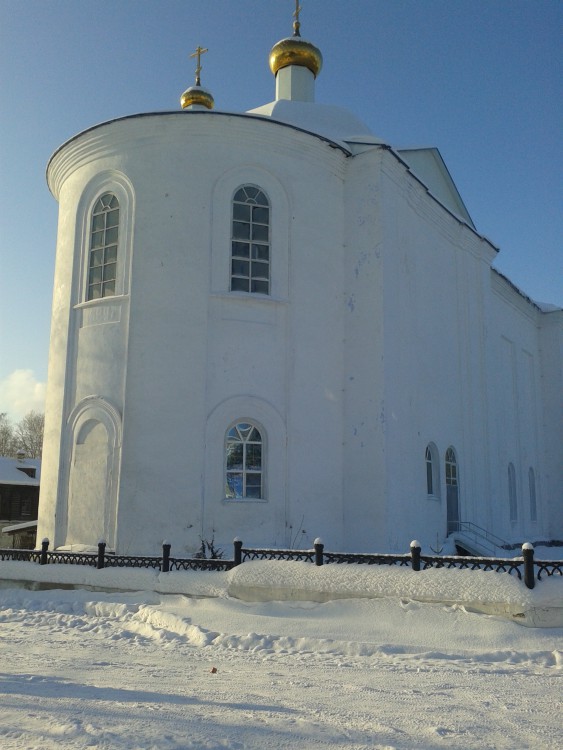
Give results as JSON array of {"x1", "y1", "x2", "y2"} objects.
[{"x1": 0, "y1": 457, "x2": 41, "y2": 486}]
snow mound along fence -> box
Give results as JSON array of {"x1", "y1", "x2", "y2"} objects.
[{"x1": 1, "y1": 538, "x2": 562, "y2": 591}]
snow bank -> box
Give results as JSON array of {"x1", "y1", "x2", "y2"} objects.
[
  {"x1": 226, "y1": 560, "x2": 563, "y2": 626},
  {"x1": 1, "y1": 558, "x2": 561, "y2": 627}
]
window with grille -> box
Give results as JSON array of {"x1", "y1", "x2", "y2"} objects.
[
  {"x1": 225, "y1": 422, "x2": 264, "y2": 499},
  {"x1": 230, "y1": 186, "x2": 270, "y2": 295},
  {"x1": 87, "y1": 193, "x2": 119, "y2": 300}
]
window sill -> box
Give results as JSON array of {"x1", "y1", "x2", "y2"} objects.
[
  {"x1": 211, "y1": 291, "x2": 288, "y2": 305},
  {"x1": 223, "y1": 497, "x2": 268, "y2": 504},
  {"x1": 426, "y1": 494, "x2": 441, "y2": 502},
  {"x1": 74, "y1": 294, "x2": 129, "y2": 310}
]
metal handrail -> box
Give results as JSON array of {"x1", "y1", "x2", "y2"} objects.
[{"x1": 454, "y1": 521, "x2": 511, "y2": 555}]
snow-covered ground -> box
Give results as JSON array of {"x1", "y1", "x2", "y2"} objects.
[{"x1": 0, "y1": 560, "x2": 561, "y2": 749}]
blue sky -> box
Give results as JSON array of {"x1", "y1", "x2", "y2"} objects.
[{"x1": 0, "y1": 0, "x2": 561, "y2": 419}]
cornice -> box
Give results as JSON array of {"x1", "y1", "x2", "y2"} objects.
[{"x1": 46, "y1": 111, "x2": 350, "y2": 199}]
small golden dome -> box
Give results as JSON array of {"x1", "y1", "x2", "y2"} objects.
[
  {"x1": 269, "y1": 35, "x2": 323, "y2": 78},
  {"x1": 180, "y1": 86, "x2": 214, "y2": 110}
]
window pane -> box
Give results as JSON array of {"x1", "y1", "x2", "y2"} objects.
[
  {"x1": 106, "y1": 209, "x2": 119, "y2": 228},
  {"x1": 251, "y1": 279, "x2": 269, "y2": 294},
  {"x1": 105, "y1": 245, "x2": 118, "y2": 263},
  {"x1": 251, "y1": 224, "x2": 269, "y2": 242},
  {"x1": 233, "y1": 188, "x2": 247, "y2": 202},
  {"x1": 102, "y1": 279, "x2": 116, "y2": 296},
  {"x1": 90, "y1": 248, "x2": 104, "y2": 266},
  {"x1": 92, "y1": 214, "x2": 105, "y2": 231},
  {"x1": 246, "y1": 471, "x2": 262, "y2": 487},
  {"x1": 89, "y1": 283, "x2": 102, "y2": 300},
  {"x1": 252, "y1": 206, "x2": 269, "y2": 224},
  {"x1": 426, "y1": 461, "x2": 433, "y2": 495},
  {"x1": 251, "y1": 261, "x2": 269, "y2": 280},
  {"x1": 252, "y1": 244, "x2": 269, "y2": 261},
  {"x1": 244, "y1": 186, "x2": 259, "y2": 201},
  {"x1": 226, "y1": 442, "x2": 243, "y2": 470},
  {"x1": 226, "y1": 474, "x2": 243, "y2": 499},
  {"x1": 103, "y1": 262, "x2": 117, "y2": 281},
  {"x1": 232, "y1": 259, "x2": 249, "y2": 277},
  {"x1": 91, "y1": 231, "x2": 104, "y2": 249},
  {"x1": 105, "y1": 227, "x2": 118, "y2": 245},
  {"x1": 89, "y1": 266, "x2": 103, "y2": 284},
  {"x1": 233, "y1": 203, "x2": 251, "y2": 221},
  {"x1": 232, "y1": 241, "x2": 250, "y2": 259},
  {"x1": 233, "y1": 221, "x2": 250, "y2": 240},
  {"x1": 231, "y1": 277, "x2": 249, "y2": 292},
  {"x1": 246, "y1": 444, "x2": 262, "y2": 470}
]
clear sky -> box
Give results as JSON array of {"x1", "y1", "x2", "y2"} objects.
[{"x1": 0, "y1": 0, "x2": 561, "y2": 420}]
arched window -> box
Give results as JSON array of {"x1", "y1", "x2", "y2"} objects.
[
  {"x1": 87, "y1": 193, "x2": 120, "y2": 300},
  {"x1": 528, "y1": 467, "x2": 537, "y2": 522},
  {"x1": 225, "y1": 422, "x2": 264, "y2": 499},
  {"x1": 425, "y1": 443, "x2": 440, "y2": 498},
  {"x1": 445, "y1": 447, "x2": 459, "y2": 533},
  {"x1": 230, "y1": 186, "x2": 270, "y2": 294},
  {"x1": 508, "y1": 463, "x2": 518, "y2": 522}
]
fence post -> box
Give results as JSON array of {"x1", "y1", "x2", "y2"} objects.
[
  {"x1": 97, "y1": 539, "x2": 106, "y2": 570},
  {"x1": 522, "y1": 543, "x2": 535, "y2": 590},
  {"x1": 410, "y1": 540, "x2": 421, "y2": 571},
  {"x1": 162, "y1": 541, "x2": 171, "y2": 573},
  {"x1": 314, "y1": 538, "x2": 324, "y2": 566},
  {"x1": 40, "y1": 538, "x2": 49, "y2": 565},
  {"x1": 233, "y1": 538, "x2": 242, "y2": 567}
]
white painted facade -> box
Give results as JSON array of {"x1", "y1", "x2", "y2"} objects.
[{"x1": 37, "y1": 34, "x2": 562, "y2": 556}]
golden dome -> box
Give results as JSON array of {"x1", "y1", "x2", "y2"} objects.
[
  {"x1": 269, "y1": 35, "x2": 323, "y2": 78},
  {"x1": 180, "y1": 86, "x2": 214, "y2": 110}
]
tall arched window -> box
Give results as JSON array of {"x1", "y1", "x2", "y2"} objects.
[
  {"x1": 225, "y1": 422, "x2": 264, "y2": 499},
  {"x1": 445, "y1": 447, "x2": 459, "y2": 533},
  {"x1": 528, "y1": 467, "x2": 537, "y2": 522},
  {"x1": 87, "y1": 193, "x2": 120, "y2": 300},
  {"x1": 425, "y1": 443, "x2": 440, "y2": 499},
  {"x1": 508, "y1": 463, "x2": 518, "y2": 522},
  {"x1": 230, "y1": 186, "x2": 270, "y2": 294}
]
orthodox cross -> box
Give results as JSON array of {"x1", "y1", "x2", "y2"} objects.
[
  {"x1": 190, "y1": 45, "x2": 208, "y2": 86},
  {"x1": 293, "y1": 1, "x2": 302, "y2": 35}
]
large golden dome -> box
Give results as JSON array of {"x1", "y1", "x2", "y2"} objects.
[{"x1": 269, "y1": 35, "x2": 323, "y2": 78}]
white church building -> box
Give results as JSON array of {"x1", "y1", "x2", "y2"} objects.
[{"x1": 37, "y1": 16, "x2": 562, "y2": 557}]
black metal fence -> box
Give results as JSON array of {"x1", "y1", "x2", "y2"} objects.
[{"x1": 1, "y1": 538, "x2": 562, "y2": 590}]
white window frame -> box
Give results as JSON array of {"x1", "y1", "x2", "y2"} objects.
[
  {"x1": 75, "y1": 172, "x2": 134, "y2": 306},
  {"x1": 425, "y1": 443, "x2": 440, "y2": 500},
  {"x1": 210, "y1": 167, "x2": 289, "y2": 301},
  {"x1": 87, "y1": 192, "x2": 120, "y2": 300},
  {"x1": 224, "y1": 420, "x2": 266, "y2": 501},
  {"x1": 230, "y1": 186, "x2": 270, "y2": 295}
]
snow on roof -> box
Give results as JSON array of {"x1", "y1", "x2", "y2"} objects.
[
  {"x1": 0, "y1": 457, "x2": 41, "y2": 486},
  {"x1": 2, "y1": 520, "x2": 38, "y2": 533},
  {"x1": 247, "y1": 99, "x2": 378, "y2": 148}
]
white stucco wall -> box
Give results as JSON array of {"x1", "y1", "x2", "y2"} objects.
[{"x1": 38, "y1": 107, "x2": 562, "y2": 556}]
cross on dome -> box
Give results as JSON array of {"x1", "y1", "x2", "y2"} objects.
[
  {"x1": 190, "y1": 45, "x2": 208, "y2": 87},
  {"x1": 293, "y1": 1, "x2": 302, "y2": 36},
  {"x1": 180, "y1": 44, "x2": 214, "y2": 110}
]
